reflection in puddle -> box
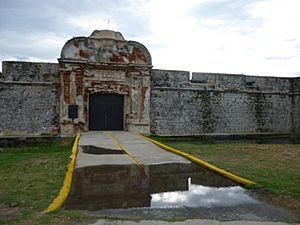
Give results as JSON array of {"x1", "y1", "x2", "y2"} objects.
[
  {"x1": 151, "y1": 178, "x2": 257, "y2": 208},
  {"x1": 82, "y1": 145, "x2": 124, "y2": 155}
]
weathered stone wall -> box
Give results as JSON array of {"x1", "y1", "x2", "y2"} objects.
[
  {"x1": 292, "y1": 78, "x2": 300, "y2": 134},
  {"x1": 0, "y1": 61, "x2": 59, "y2": 136},
  {"x1": 150, "y1": 70, "x2": 298, "y2": 136},
  {"x1": 191, "y1": 72, "x2": 292, "y2": 93},
  {"x1": 1, "y1": 62, "x2": 299, "y2": 137},
  {"x1": 1, "y1": 61, "x2": 58, "y2": 82}
]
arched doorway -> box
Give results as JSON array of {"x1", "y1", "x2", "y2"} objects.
[{"x1": 89, "y1": 93, "x2": 124, "y2": 130}]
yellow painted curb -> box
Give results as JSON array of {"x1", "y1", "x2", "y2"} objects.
[
  {"x1": 43, "y1": 133, "x2": 81, "y2": 213},
  {"x1": 140, "y1": 134, "x2": 256, "y2": 187}
]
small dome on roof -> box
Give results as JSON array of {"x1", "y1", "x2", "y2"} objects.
[{"x1": 90, "y1": 30, "x2": 125, "y2": 41}]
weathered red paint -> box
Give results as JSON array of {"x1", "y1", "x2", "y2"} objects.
[
  {"x1": 79, "y1": 50, "x2": 89, "y2": 58},
  {"x1": 139, "y1": 86, "x2": 148, "y2": 121},
  {"x1": 111, "y1": 52, "x2": 126, "y2": 63},
  {"x1": 75, "y1": 69, "x2": 84, "y2": 96},
  {"x1": 128, "y1": 48, "x2": 148, "y2": 63},
  {"x1": 111, "y1": 47, "x2": 148, "y2": 64},
  {"x1": 62, "y1": 72, "x2": 71, "y2": 104}
]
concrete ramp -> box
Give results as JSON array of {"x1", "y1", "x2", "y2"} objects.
[{"x1": 65, "y1": 131, "x2": 236, "y2": 210}]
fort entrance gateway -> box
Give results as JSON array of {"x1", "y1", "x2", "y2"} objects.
[{"x1": 58, "y1": 30, "x2": 152, "y2": 135}]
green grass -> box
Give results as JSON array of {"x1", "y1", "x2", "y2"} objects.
[
  {"x1": 150, "y1": 138, "x2": 300, "y2": 201},
  {"x1": 1, "y1": 136, "x2": 300, "y2": 223},
  {"x1": 0, "y1": 139, "x2": 94, "y2": 225}
]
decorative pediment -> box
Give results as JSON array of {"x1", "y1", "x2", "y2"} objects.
[{"x1": 60, "y1": 30, "x2": 152, "y2": 66}]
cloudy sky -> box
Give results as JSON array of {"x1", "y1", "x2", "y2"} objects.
[{"x1": 1, "y1": 0, "x2": 300, "y2": 77}]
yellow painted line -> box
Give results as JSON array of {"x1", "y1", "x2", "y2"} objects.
[
  {"x1": 104, "y1": 131, "x2": 146, "y2": 175},
  {"x1": 43, "y1": 133, "x2": 81, "y2": 213},
  {"x1": 140, "y1": 134, "x2": 256, "y2": 187}
]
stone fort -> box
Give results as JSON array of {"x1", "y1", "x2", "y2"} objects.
[{"x1": 0, "y1": 30, "x2": 299, "y2": 137}]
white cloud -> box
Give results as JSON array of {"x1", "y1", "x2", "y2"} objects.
[
  {"x1": 151, "y1": 182, "x2": 257, "y2": 208},
  {"x1": 140, "y1": 0, "x2": 300, "y2": 76},
  {"x1": 65, "y1": 16, "x2": 116, "y2": 35}
]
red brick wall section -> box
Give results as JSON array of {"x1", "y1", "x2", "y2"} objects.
[{"x1": 62, "y1": 71, "x2": 71, "y2": 104}]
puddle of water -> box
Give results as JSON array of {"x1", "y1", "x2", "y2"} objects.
[
  {"x1": 67, "y1": 162, "x2": 257, "y2": 211},
  {"x1": 82, "y1": 145, "x2": 124, "y2": 155},
  {"x1": 151, "y1": 178, "x2": 257, "y2": 208}
]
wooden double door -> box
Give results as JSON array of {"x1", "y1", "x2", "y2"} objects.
[{"x1": 89, "y1": 94, "x2": 124, "y2": 130}]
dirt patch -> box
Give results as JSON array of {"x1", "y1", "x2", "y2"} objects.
[
  {"x1": 251, "y1": 189, "x2": 300, "y2": 216},
  {"x1": 0, "y1": 203, "x2": 19, "y2": 220}
]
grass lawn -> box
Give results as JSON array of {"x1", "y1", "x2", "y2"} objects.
[
  {"x1": 151, "y1": 137, "x2": 300, "y2": 211},
  {"x1": 1, "y1": 136, "x2": 299, "y2": 224},
  {"x1": 0, "y1": 139, "x2": 94, "y2": 225}
]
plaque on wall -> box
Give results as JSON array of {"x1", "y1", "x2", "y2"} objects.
[{"x1": 68, "y1": 104, "x2": 78, "y2": 120}]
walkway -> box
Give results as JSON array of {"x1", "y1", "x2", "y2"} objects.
[
  {"x1": 66, "y1": 131, "x2": 299, "y2": 224},
  {"x1": 76, "y1": 131, "x2": 189, "y2": 168},
  {"x1": 66, "y1": 131, "x2": 236, "y2": 210}
]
